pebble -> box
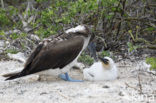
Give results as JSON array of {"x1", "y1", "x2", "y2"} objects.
[
  {"x1": 102, "y1": 85, "x2": 110, "y2": 88},
  {"x1": 118, "y1": 91, "x2": 124, "y2": 96}
]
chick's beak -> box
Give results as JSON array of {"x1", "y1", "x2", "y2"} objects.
[{"x1": 99, "y1": 57, "x2": 109, "y2": 65}]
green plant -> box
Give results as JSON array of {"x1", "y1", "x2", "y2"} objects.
[
  {"x1": 100, "y1": 51, "x2": 111, "y2": 57},
  {"x1": 78, "y1": 53, "x2": 94, "y2": 66},
  {"x1": 34, "y1": 27, "x2": 56, "y2": 38},
  {"x1": 0, "y1": 30, "x2": 6, "y2": 39},
  {"x1": 0, "y1": 8, "x2": 11, "y2": 27},
  {"x1": 127, "y1": 42, "x2": 140, "y2": 53},
  {"x1": 5, "y1": 48, "x2": 19, "y2": 54},
  {"x1": 10, "y1": 33, "x2": 19, "y2": 40},
  {"x1": 33, "y1": 0, "x2": 120, "y2": 38},
  {"x1": 9, "y1": 32, "x2": 27, "y2": 40},
  {"x1": 146, "y1": 57, "x2": 156, "y2": 70},
  {"x1": 145, "y1": 27, "x2": 156, "y2": 32}
]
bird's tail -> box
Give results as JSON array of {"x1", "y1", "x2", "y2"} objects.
[
  {"x1": 5, "y1": 72, "x2": 24, "y2": 81},
  {"x1": 2, "y1": 71, "x2": 20, "y2": 77},
  {"x1": 2, "y1": 71, "x2": 24, "y2": 81}
]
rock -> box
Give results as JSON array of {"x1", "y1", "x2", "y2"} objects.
[
  {"x1": 5, "y1": 41, "x2": 10, "y2": 45},
  {"x1": 30, "y1": 34, "x2": 40, "y2": 41},
  {"x1": 7, "y1": 52, "x2": 27, "y2": 63},
  {"x1": 0, "y1": 40, "x2": 5, "y2": 47},
  {"x1": 0, "y1": 40, "x2": 7, "y2": 54},
  {"x1": 118, "y1": 91, "x2": 124, "y2": 96},
  {"x1": 40, "y1": 92, "x2": 48, "y2": 95},
  {"x1": 17, "y1": 90, "x2": 26, "y2": 95},
  {"x1": 0, "y1": 92, "x2": 3, "y2": 94},
  {"x1": 5, "y1": 29, "x2": 21, "y2": 35},
  {"x1": 24, "y1": 27, "x2": 32, "y2": 33},
  {"x1": 0, "y1": 41, "x2": 4, "y2": 53},
  {"x1": 102, "y1": 85, "x2": 110, "y2": 88},
  {"x1": 13, "y1": 29, "x2": 21, "y2": 34}
]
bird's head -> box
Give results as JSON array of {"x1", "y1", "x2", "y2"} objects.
[
  {"x1": 65, "y1": 25, "x2": 92, "y2": 38},
  {"x1": 99, "y1": 57, "x2": 115, "y2": 70}
]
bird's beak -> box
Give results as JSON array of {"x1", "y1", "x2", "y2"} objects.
[
  {"x1": 87, "y1": 41, "x2": 98, "y2": 61},
  {"x1": 87, "y1": 27, "x2": 98, "y2": 61},
  {"x1": 87, "y1": 25, "x2": 98, "y2": 61},
  {"x1": 99, "y1": 57, "x2": 109, "y2": 65}
]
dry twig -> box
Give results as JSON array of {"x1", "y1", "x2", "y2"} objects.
[
  {"x1": 138, "y1": 75, "x2": 143, "y2": 94},
  {"x1": 125, "y1": 82, "x2": 139, "y2": 91}
]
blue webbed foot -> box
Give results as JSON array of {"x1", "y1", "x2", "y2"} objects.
[{"x1": 58, "y1": 73, "x2": 83, "y2": 82}]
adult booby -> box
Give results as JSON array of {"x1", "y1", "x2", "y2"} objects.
[
  {"x1": 83, "y1": 57, "x2": 118, "y2": 81},
  {"x1": 4, "y1": 25, "x2": 91, "y2": 82}
]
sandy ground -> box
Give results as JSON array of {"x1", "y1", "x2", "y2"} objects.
[{"x1": 0, "y1": 60, "x2": 155, "y2": 103}]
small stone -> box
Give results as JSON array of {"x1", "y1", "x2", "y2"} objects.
[
  {"x1": 13, "y1": 29, "x2": 21, "y2": 33},
  {"x1": 17, "y1": 90, "x2": 26, "y2": 95},
  {"x1": 88, "y1": 96, "x2": 94, "y2": 98},
  {"x1": 0, "y1": 40, "x2": 5, "y2": 47},
  {"x1": 118, "y1": 91, "x2": 124, "y2": 96},
  {"x1": 102, "y1": 85, "x2": 110, "y2": 88},
  {"x1": 40, "y1": 92, "x2": 47, "y2": 95},
  {"x1": 0, "y1": 92, "x2": 3, "y2": 94},
  {"x1": 5, "y1": 41, "x2": 9, "y2": 45},
  {"x1": 30, "y1": 34, "x2": 40, "y2": 41}
]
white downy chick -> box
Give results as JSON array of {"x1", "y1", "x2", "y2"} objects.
[{"x1": 83, "y1": 57, "x2": 118, "y2": 81}]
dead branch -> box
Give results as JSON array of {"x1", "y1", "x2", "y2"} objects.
[
  {"x1": 1, "y1": 0, "x2": 4, "y2": 8},
  {"x1": 142, "y1": 71, "x2": 156, "y2": 76},
  {"x1": 116, "y1": 0, "x2": 127, "y2": 38},
  {"x1": 95, "y1": 35, "x2": 107, "y2": 48},
  {"x1": 141, "y1": 45, "x2": 156, "y2": 50},
  {"x1": 125, "y1": 82, "x2": 139, "y2": 91},
  {"x1": 18, "y1": 0, "x2": 37, "y2": 33}
]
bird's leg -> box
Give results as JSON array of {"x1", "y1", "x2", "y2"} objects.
[{"x1": 59, "y1": 73, "x2": 83, "y2": 82}]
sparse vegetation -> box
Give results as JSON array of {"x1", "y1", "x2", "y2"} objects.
[
  {"x1": 5, "y1": 48, "x2": 19, "y2": 54},
  {"x1": 0, "y1": 0, "x2": 155, "y2": 62},
  {"x1": 99, "y1": 51, "x2": 111, "y2": 57},
  {"x1": 78, "y1": 53, "x2": 94, "y2": 66},
  {"x1": 127, "y1": 42, "x2": 140, "y2": 53},
  {"x1": 0, "y1": 8, "x2": 11, "y2": 27},
  {"x1": 146, "y1": 57, "x2": 156, "y2": 70}
]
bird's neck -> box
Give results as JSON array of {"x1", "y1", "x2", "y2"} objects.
[
  {"x1": 82, "y1": 35, "x2": 91, "y2": 50},
  {"x1": 101, "y1": 62, "x2": 114, "y2": 70}
]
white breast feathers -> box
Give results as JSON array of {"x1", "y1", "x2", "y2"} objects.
[{"x1": 83, "y1": 58, "x2": 118, "y2": 81}]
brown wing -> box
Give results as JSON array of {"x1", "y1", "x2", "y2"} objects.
[
  {"x1": 6, "y1": 36, "x2": 84, "y2": 80},
  {"x1": 24, "y1": 43, "x2": 44, "y2": 70}
]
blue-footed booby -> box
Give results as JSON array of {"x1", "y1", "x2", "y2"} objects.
[{"x1": 4, "y1": 25, "x2": 92, "y2": 82}]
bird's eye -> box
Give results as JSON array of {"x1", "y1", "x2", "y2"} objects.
[{"x1": 99, "y1": 57, "x2": 109, "y2": 64}]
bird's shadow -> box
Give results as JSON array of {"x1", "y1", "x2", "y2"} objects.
[{"x1": 1, "y1": 74, "x2": 64, "y2": 89}]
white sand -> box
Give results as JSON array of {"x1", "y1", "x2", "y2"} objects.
[{"x1": 0, "y1": 60, "x2": 155, "y2": 103}]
